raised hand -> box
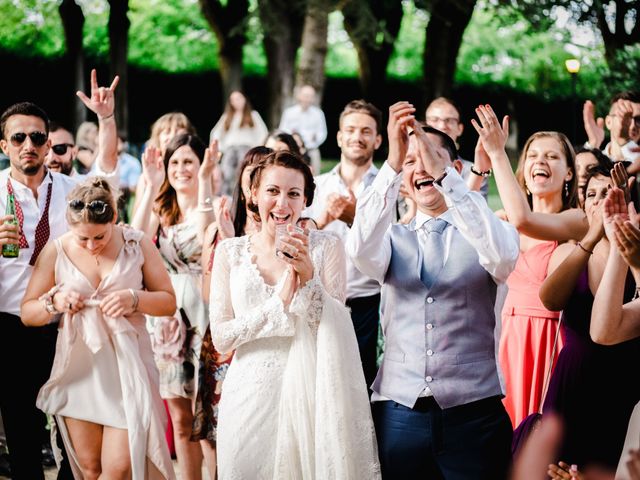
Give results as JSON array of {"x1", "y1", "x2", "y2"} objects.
[
  {"x1": 76, "y1": 69, "x2": 119, "y2": 120},
  {"x1": 471, "y1": 104, "x2": 509, "y2": 158},
  {"x1": 199, "y1": 139, "x2": 220, "y2": 181},
  {"x1": 547, "y1": 461, "x2": 583, "y2": 480},
  {"x1": 214, "y1": 196, "x2": 235, "y2": 240},
  {"x1": 141, "y1": 146, "x2": 165, "y2": 192},
  {"x1": 387, "y1": 101, "x2": 416, "y2": 173},
  {"x1": 603, "y1": 187, "x2": 628, "y2": 242},
  {"x1": 473, "y1": 137, "x2": 492, "y2": 173},
  {"x1": 612, "y1": 201, "x2": 640, "y2": 270},
  {"x1": 613, "y1": 99, "x2": 635, "y2": 144},
  {"x1": 583, "y1": 100, "x2": 605, "y2": 149},
  {"x1": 611, "y1": 161, "x2": 634, "y2": 204},
  {"x1": 412, "y1": 119, "x2": 448, "y2": 179}
]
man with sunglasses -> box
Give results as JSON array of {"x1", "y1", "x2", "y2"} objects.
[
  {"x1": 0, "y1": 73, "x2": 119, "y2": 480},
  {"x1": 45, "y1": 122, "x2": 78, "y2": 176}
]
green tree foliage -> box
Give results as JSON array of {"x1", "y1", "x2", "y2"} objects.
[{"x1": 0, "y1": 0, "x2": 64, "y2": 57}]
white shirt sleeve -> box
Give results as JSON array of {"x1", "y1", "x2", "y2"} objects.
[
  {"x1": 436, "y1": 167, "x2": 519, "y2": 283},
  {"x1": 346, "y1": 162, "x2": 401, "y2": 284},
  {"x1": 313, "y1": 108, "x2": 327, "y2": 149}
]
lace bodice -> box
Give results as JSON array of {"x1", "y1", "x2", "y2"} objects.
[{"x1": 209, "y1": 230, "x2": 347, "y2": 354}]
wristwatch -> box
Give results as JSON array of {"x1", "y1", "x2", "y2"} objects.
[{"x1": 470, "y1": 166, "x2": 492, "y2": 178}]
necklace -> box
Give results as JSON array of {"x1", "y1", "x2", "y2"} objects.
[{"x1": 94, "y1": 254, "x2": 100, "y2": 266}]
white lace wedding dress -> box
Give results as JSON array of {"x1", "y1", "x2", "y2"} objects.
[{"x1": 210, "y1": 230, "x2": 381, "y2": 479}]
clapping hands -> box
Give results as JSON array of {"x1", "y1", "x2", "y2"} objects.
[
  {"x1": 199, "y1": 140, "x2": 220, "y2": 182},
  {"x1": 603, "y1": 180, "x2": 640, "y2": 269},
  {"x1": 471, "y1": 104, "x2": 509, "y2": 160}
]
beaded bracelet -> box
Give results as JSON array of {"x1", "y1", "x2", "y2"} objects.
[{"x1": 577, "y1": 242, "x2": 594, "y2": 255}]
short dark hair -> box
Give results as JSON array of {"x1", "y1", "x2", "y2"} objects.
[
  {"x1": 0, "y1": 102, "x2": 50, "y2": 139},
  {"x1": 247, "y1": 150, "x2": 315, "y2": 216},
  {"x1": 266, "y1": 130, "x2": 301, "y2": 156},
  {"x1": 413, "y1": 124, "x2": 458, "y2": 162},
  {"x1": 611, "y1": 91, "x2": 640, "y2": 105},
  {"x1": 49, "y1": 121, "x2": 72, "y2": 137},
  {"x1": 232, "y1": 146, "x2": 273, "y2": 236},
  {"x1": 339, "y1": 100, "x2": 382, "y2": 134}
]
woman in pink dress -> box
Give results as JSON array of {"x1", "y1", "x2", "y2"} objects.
[
  {"x1": 21, "y1": 177, "x2": 177, "y2": 479},
  {"x1": 472, "y1": 105, "x2": 587, "y2": 428}
]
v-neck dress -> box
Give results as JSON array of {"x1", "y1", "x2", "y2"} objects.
[{"x1": 36, "y1": 227, "x2": 175, "y2": 480}]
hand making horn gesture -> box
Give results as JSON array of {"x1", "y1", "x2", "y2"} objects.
[{"x1": 76, "y1": 68, "x2": 120, "y2": 121}]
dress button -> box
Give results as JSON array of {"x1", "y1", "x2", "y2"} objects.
[
  {"x1": 427, "y1": 349, "x2": 433, "y2": 356},
  {"x1": 425, "y1": 376, "x2": 433, "y2": 382},
  {"x1": 426, "y1": 323, "x2": 434, "y2": 330},
  {"x1": 426, "y1": 297, "x2": 434, "y2": 304}
]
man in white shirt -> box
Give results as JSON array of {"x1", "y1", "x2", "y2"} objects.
[
  {"x1": 0, "y1": 74, "x2": 118, "y2": 480},
  {"x1": 583, "y1": 91, "x2": 640, "y2": 167},
  {"x1": 347, "y1": 102, "x2": 518, "y2": 478},
  {"x1": 306, "y1": 99, "x2": 383, "y2": 391},
  {"x1": 279, "y1": 85, "x2": 327, "y2": 174}
]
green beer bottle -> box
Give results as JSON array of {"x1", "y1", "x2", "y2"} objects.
[{"x1": 2, "y1": 192, "x2": 19, "y2": 258}]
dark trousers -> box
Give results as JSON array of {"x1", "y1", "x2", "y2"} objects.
[
  {"x1": 373, "y1": 396, "x2": 512, "y2": 480},
  {"x1": 0, "y1": 312, "x2": 58, "y2": 479},
  {"x1": 346, "y1": 293, "x2": 380, "y2": 391}
]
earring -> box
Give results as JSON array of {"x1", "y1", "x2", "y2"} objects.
[
  {"x1": 564, "y1": 182, "x2": 569, "y2": 197},
  {"x1": 525, "y1": 185, "x2": 530, "y2": 196}
]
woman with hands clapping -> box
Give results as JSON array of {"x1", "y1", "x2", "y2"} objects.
[
  {"x1": 537, "y1": 162, "x2": 640, "y2": 471},
  {"x1": 471, "y1": 104, "x2": 585, "y2": 429},
  {"x1": 588, "y1": 183, "x2": 640, "y2": 480},
  {"x1": 131, "y1": 133, "x2": 219, "y2": 479},
  {"x1": 20, "y1": 177, "x2": 177, "y2": 479}
]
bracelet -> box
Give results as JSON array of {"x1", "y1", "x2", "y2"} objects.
[
  {"x1": 98, "y1": 113, "x2": 114, "y2": 121},
  {"x1": 577, "y1": 242, "x2": 594, "y2": 255},
  {"x1": 128, "y1": 289, "x2": 139, "y2": 311},
  {"x1": 470, "y1": 166, "x2": 492, "y2": 178},
  {"x1": 434, "y1": 170, "x2": 448, "y2": 187},
  {"x1": 198, "y1": 197, "x2": 213, "y2": 212},
  {"x1": 39, "y1": 284, "x2": 63, "y2": 315}
]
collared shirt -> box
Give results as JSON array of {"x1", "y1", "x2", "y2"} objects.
[
  {"x1": 346, "y1": 162, "x2": 519, "y2": 285},
  {"x1": 279, "y1": 104, "x2": 328, "y2": 150},
  {"x1": 603, "y1": 140, "x2": 640, "y2": 162},
  {"x1": 346, "y1": 162, "x2": 519, "y2": 401},
  {"x1": 117, "y1": 152, "x2": 142, "y2": 190},
  {"x1": 0, "y1": 169, "x2": 78, "y2": 316},
  {"x1": 306, "y1": 163, "x2": 381, "y2": 299}
]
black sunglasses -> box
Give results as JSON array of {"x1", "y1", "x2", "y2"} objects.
[
  {"x1": 9, "y1": 131, "x2": 48, "y2": 147},
  {"x1": 51, "y1": 143, "x2": 74, "y2": 155},
  {"x1": 69, "y1": 199, "x2": 109, "y2": 215}
]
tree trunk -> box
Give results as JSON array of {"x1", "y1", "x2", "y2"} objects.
[
  {"x1": 258, "y1": 0, "x2": 307, "y2": 128},
  {"x1": 422, "y1": 0, "x2": 476, "y2": 104},
  {"x1": 296, "y1": 0, "x2": 332, "y2": 102},
  {"x1": 59, "y1": 0, "x2": 86, "y2": 131},
  {"x1": 342, "y1": 0, "x2": 403, "y2": 107},
  {"x1": 198, "y1": 0, "x2": 248, "y2": 102},
  {"x1": 108, "y1": 0, "x2": 129, "y2": 136}
]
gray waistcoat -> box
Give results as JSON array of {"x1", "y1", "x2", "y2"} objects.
[{"x1": 373, "y1": 222, "x2": 502, "y2": 409}]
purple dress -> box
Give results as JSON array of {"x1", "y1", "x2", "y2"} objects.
[{"x1": 542, "y1": 266, "x2": 640, "y2": 469}]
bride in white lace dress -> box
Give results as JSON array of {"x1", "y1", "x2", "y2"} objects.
[{"x1": 209, "y1": 151, "x2": 380, "y2": 479}]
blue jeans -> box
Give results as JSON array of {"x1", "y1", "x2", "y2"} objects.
[{"x1": 373, "y1": 396, "x2": 512, "y2": 479}]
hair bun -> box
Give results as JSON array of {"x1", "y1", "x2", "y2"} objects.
[{"x1": 90, "y1": 176, "x2": 112, "y2": 193}]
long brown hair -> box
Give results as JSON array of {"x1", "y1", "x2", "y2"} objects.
[
  {"x1": 515, "y1": 131, "x2": 578, "y2": 212},
  {"x1": 154, "y1": 133, "x2": 206, "y2": 227},
  {"x1": 223, "y1": 91, "x2": 255, "y2": 131}
]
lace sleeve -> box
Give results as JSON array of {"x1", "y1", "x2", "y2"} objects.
[
  {"x1": 289, "y1": 232, "x2": 347, "y2": 328},
  {"x1": 209, "y1": 241, "x2": 294, "y2": 354}
]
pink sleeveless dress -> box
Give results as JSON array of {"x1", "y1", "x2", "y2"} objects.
[
  {"x1": 36, "y1": 227, "x2": 175, "y2": 480},
  {"x1": 499, "y1": 240, "x2": 564, "y2": 429}
]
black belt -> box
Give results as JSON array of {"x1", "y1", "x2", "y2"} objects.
[{"x1": 412, "y1": 395, "x2": 502, "y2": 414}]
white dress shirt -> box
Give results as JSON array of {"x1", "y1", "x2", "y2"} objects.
[
  {"x1": 279, "y1": 104, "x2": 328, "y2": 150},
  {"x1": 210, "y1": 111, "x2": 269, "y2": 152},
  {"x1": 346, "y1": 162, "x2": 519, "y2": 400},
  {"x1": 347, "y1": 161, "x2": 519, "y2": 290},
  {"x1": 306, "y1": 163, "x2": 381, "y2": 299}
]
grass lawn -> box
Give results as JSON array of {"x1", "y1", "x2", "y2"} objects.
[{"x1": 320, "y1": 159, "x2": 503, "y2": 212}]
